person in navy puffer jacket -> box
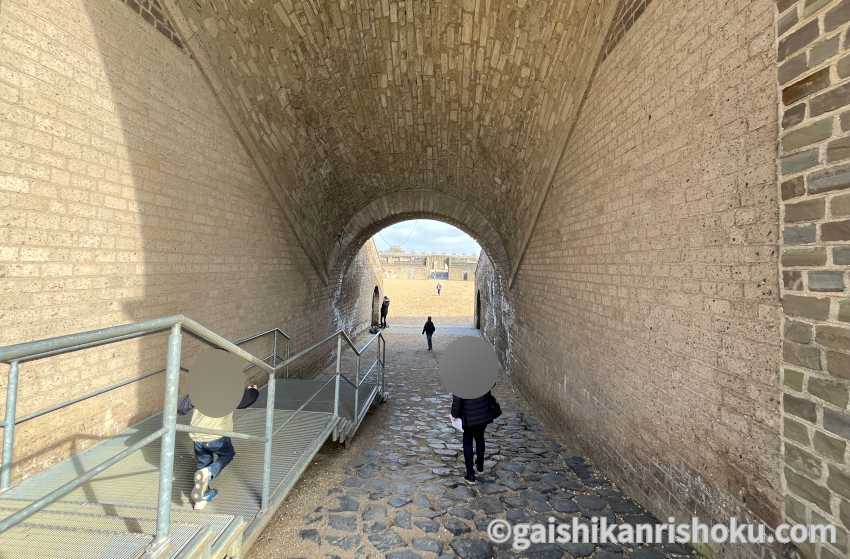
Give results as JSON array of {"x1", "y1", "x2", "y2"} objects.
[{"x1": 450, "y1": 390, "x2": 501, "y2": 484}]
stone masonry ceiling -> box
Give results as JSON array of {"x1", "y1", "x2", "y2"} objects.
[{"x1": 165, "y1": 0, "x2": 615, "y2": 279}]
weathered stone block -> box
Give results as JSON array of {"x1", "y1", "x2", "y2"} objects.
[
  {"x1": 811, "y1": 83, "x2": 850, "y2": 118},
  {"x1": 784, "y1": 393, "x2": 818, "y2": 423},
  {"x1": 835, "y1": 246, "x2": 850, "y2": 264},
  {"x1": 786, "y1": 320, "x2": 814, "y2": 344},
  {"x1": 782, "y1": 248, "x2": 827, "y2": 267},
  {"x1": 786, "y1": 417, "x2": 812, "y2": 446},
  {"x1": 826, "y1": 408, "x2": 850, "y2": 440},
  {"x1": 828, "y1": 465, "x2": 850, "y2": 500},
  {"x1": 779, "y1": 54, "x2": 808, "y2": 86},
  {"x1": 840, "y1": 301, "x2": 850, "y2": 323},
  {"x1": 781, "y1": 149, "x2": 819, "y2": 175},
  {"x1": 782, "y1": 176, "x2": 806, "y2": 200},
  {"x1": 817, "y1": 325, "x2": 850, "y2": 351},
  {"x1": 809, "y1": 164, "x2": 850, "y2": 194},
  {"x1": 827, "y1": 0, "x2": 850, "y2": 31},
  {"x1": 779, "y1": 20, "x2": 820, "y2": 61},
  {"x1": 832, "y1": 193, "x2": 850, "y2": 216},
  {"x1": 814, "y1": 431, "x2": 847, "y2": 462},
  {"x1": 783, "y1": 68, "x2": 830, "y2": 105},
  {"x1": 785, "y1": 467, "x2": 831, "y2": 511},
  {"x1": 785, "y1": 495, "x2": 808, "y2": 524},
  {"x1": 785, "y1": 341, "x2": 822, "y2": 370},
  {"x1": 810, "y1": 376, "x2": 849, "y2": 408},
  {"x1": 785, "y1": 198, "x2": 825, "y2": 222},
  {"x1": 783, "y1": 105, "x2": 807, "y2": 131},
  {"x1": 784, "y1": 224, "x2": 816, "y2": 244},
  {"x1": 840, "y1": 54, "x2": 850, "y2": 80},
  {"x1": 842, "y1": 499, "x2": 850, "y2": 530},
  {"x1": 829, "y1": 137, "x2": 850, "y2": 163},
  {"x1": 778, "y1": 9, "x2": 799, "y2": 37},
  {"x1": 782, "y1": 118, "x2": 833, "y2": 153},
  {"x1": 785, "y1": 367, "x2": 806, "y2": 391},
  {"x1": 809, "y1": 271, "x2": 845, "y2": 292},
  {"x1": 827, "y1": 351, "x2": 850, "y2": 380},
  {"x1": 787, "y1": 443, "x2": 824, "y2": 478},
  {"x1": 811, "y1": 35, "x2": 840, "y2": 67},
  {"x1": 823, "y1": 219, "x2": 850, "y2": 241},
  {"x1": 784, "y1": 294, "x2": 830, "y2": 321},
  {"x1": 784, "y1": 271, "x2": 804, "y2": 291},
  {"x1": 807, "y1": 0, "x2": 833, "y2": 16}
]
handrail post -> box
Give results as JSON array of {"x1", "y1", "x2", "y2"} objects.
[
  {"x1": 1, "y1": 361, "x2": 20, "y2": 491},
  {"x1": 354, "y1": 354, "x2": 360, "y2": 422},
  {"x1": 333, "y1": 335, "x2": 342, "y2": 418},
  {"x1": 379, "y1": 336, "x2": 385, "y2": 395},
  {"x1": 153, "y1": 323, "x2": 182, "y2": 550},
  {"x1": 285, "y1": 336, "x2": 290, "y2": 379},
  {"x1": 260, "y1": 368, "x2": 275, "y2": 512},
  {"x1": 271, "y1": 329, "x2": 278, "y2": 369}
]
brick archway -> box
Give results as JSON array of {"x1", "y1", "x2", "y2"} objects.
[{"x1": 326, "y1": 190, "x2": 512, "y2": 285}]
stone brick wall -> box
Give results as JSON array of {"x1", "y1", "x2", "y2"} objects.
[
  {"x1": 334, "y1": 239, "x2": 384, "y2": 336},
  {"x1": 475, "y1": 252, "x2": 513, "y2": 367},
  {"x1": 599, "y1": 0, "x2": 652, "y2": 62},
  {"x1": 777, "y1": 1, "x2": 850, "y2": 557},
  {"x1": 506, "y1": 1, "x2": 780, "y2": 557},
  {"x1": 0, "y1": 0, "x2": 377, "y2": 481},
  {"x1": 118, "y1": 0, "x2": 183, "y2": 50}
]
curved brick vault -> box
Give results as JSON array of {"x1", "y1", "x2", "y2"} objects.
[{"x1": 161, "y1": 0, "x2": 615, "y2": 283}]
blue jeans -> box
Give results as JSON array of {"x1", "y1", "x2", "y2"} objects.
[
  {"x1": 193, "y1": 437, "x2": 235, "y2": 480},
  {"x1": 426, "y1": 333, "x2": 433, "y2": 350}
]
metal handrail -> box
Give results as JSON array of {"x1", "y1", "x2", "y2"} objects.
[
  {"x1": 0, "y1": 427, "x2": 166, "y2": 533},
  {"x1": 0, "y1": 317, "x2": 385, "y2": 554},
  {"x1": 235, "y1": 327, "x2": 291, "y2": 345},
  {"x1": 1, "y1": 367, "x2": 184, "y2": 428},
  {"x1": 270, "y1": 375, "x2": 338, "y2": 440}
]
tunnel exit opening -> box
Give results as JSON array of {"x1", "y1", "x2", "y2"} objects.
[{"x1": 368, "y1": 219, "x2": 480, "y2": 328}]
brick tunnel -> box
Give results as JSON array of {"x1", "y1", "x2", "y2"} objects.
[{"x1": 1, "y1": 0, "x2": 849, "y2": 557}]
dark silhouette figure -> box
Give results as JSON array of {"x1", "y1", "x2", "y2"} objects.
[
  {"x1": 380, "y1": 296, "x2": 390, "y2": 328},
  {"x1": 436, "y1": 282, "x2": 442, "y2": 295},
  {"x1": 422, "y1": 316, "x2": 436, "y2": 350},
  {"x1": 450, "y1": 390, "x2": 501, "y2": 483}
]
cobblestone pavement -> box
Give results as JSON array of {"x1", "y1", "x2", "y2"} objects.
[{"x1": 251, "y1": 326, "x2": 695, "y2": 559}]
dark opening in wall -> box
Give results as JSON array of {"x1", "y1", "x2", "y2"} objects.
[{"x1": 371, "y1": 286, "x2": 380, "y2": 327}]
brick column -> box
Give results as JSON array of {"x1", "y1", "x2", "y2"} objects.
[{"x1": 778, "y1": 2, "x2": 850, "y2": 557}]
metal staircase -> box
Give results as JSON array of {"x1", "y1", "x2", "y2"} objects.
[{"x1": 0, "y1": 316, "x2": 387, "y2": 558}]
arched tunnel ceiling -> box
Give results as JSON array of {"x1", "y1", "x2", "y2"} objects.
[{"x1": 164, "y1": 0, "x2": 614, "y2": 281}]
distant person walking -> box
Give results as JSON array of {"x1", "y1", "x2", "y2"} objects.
[
  {"x1": 436, "y1": 282, "x2": 442, "y2": 296},
  {"x1": 422, "y1": 316, "x2": 436, "y2": 350},
  {"x1": 450, "y1": 389, "x2": 501, "y2": 484},
  {"x1": 380, "y1": 296, "x2": 390, "y2": 328}
]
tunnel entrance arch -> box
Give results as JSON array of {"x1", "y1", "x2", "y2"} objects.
[{"x1": 327, "y1": 190, "x2": 511, "y2": 285}]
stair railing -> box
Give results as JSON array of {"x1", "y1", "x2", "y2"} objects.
[{"x1": 0, "y1": 315, "x2": 384, "y2": 555}]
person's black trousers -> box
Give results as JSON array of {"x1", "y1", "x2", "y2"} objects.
[
  {"x1": 426, "y1": 333, "x2": 433, "y2": 350},
  {"x1": 380, "y1": 314, "x2": 387, "y2": 327},
  {"x1": 462, "y1": 424, "x2": 486, "y2": 477}
]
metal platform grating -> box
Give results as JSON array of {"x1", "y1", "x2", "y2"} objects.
[{"x1": 0, "y1": 378, "x2": 348, "y2": 557}]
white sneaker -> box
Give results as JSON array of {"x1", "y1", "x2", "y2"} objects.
[
  {"x1": 191, "y1": 467, "x2": 211, "y2": 503},
  {"x1": 192, "y1": 488, "x2": 218, "y2": 510}
]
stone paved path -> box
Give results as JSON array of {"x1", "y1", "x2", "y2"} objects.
[{"x1": 249, "y1": 326, "x2": 696, "y2": 559}]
